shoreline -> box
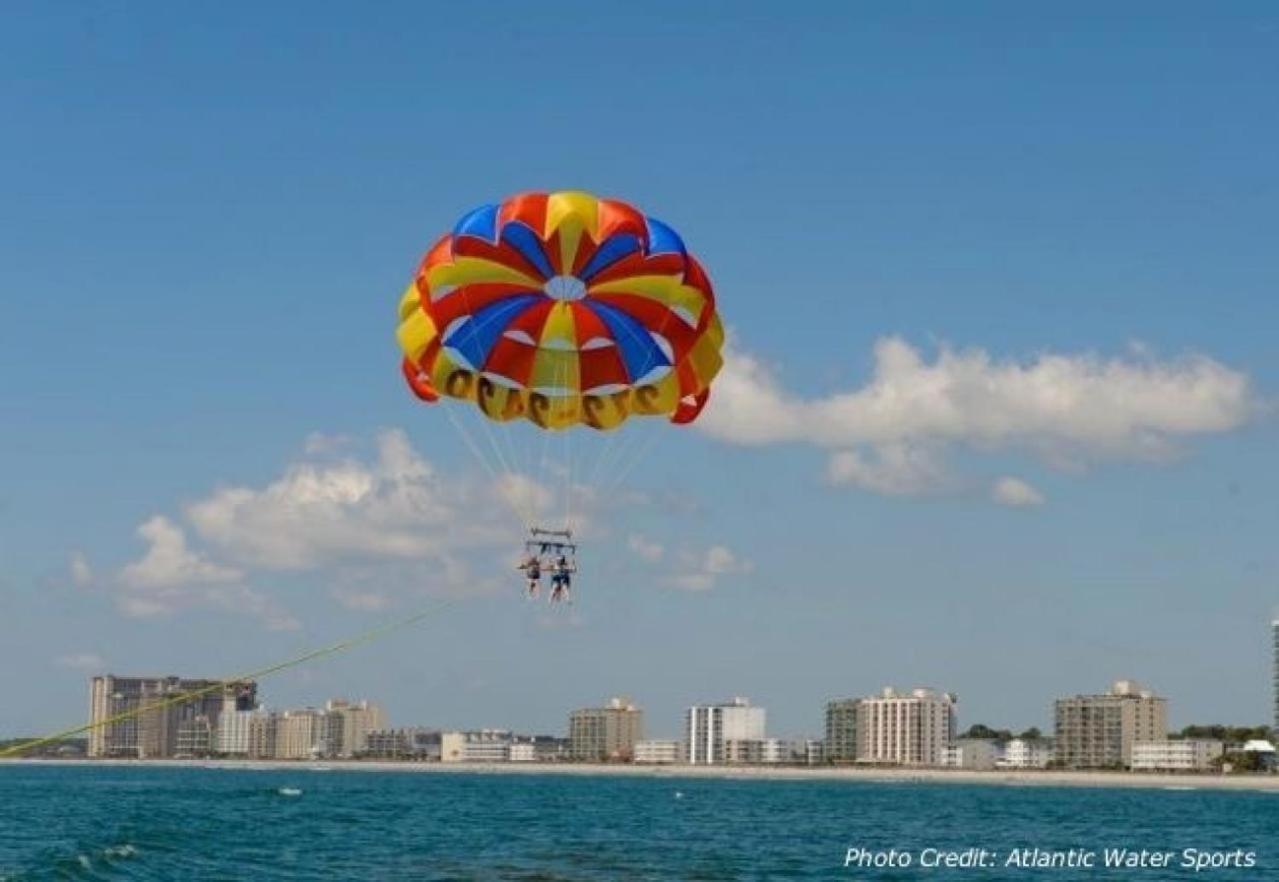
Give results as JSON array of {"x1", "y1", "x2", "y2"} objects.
[{"x1": 4, "y1": 758, "x2": 1278, "y2": 792}]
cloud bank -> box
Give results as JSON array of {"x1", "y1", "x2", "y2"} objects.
[
  {"x1": 700, "y1": 336, "x2": 1256, "y2": 499},
  {"x1": 112, "y1": 431, "x2": 533, "y2": 629}
]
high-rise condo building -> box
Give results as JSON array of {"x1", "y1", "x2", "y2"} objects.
[
  {"x1": 274, "y1": 709, "x2": 324, "y2": 760},
  {"x1": 322, "y1": 699, "x2": 386, "y2": 758},
  {"x1": 1273, "y1": 618, "x2": 1279, "y2": 735},
  {"x1": 88, "y1": 675, "x2": 257, "y2": 759},
  {"x1": 858, "y1": 687, "x2": 957, "y2": 766},
  {"x1": 685, "y1": 698, "x2": 766, "y2": 765},
  {"x1": 1053, "y1": 679, "x2": 1167, "y2": 769},
  {"x1": 825, "y1": 699, "x2": 861, "y2": 763},
  {"x1": 568, "y1": 697, "x2": 644, "y2": 761}
]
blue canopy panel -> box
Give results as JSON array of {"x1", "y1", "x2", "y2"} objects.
[
  {"x1": 443, "y1": 293, "x2": 542, "y2": 370},
  {"x1": 644, "y1": 217, "x2": 686, "y2": 257},
  {"x1": 453, "y1": 203, "x2": 499, "y2": 242},
  {"x1": 577, "y1": 233, "x2": 642, "y2": 283},
  {"x1": 500, "y1": 222, "x2": 556, "y2": 280},
  {"x1": 586, "y1": 299, "x2": 671, "y2": 383}
]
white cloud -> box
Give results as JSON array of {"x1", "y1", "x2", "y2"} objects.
[
  {"x1": 827, "y1": 443, "x2": 950, "y2": 496},
  {"x1": 120, "y1": 516, "x2": 241, "y2": 590},
  {"x1": 627, "y1": 533, "x2": 665, "y2": 563},
  {"x1": 116, "y1": 516, "x2": 297, "y2": 630},
  {"x1": 700, "y1": 336, "x2": 1256, "y2": 497},
  {"x1": 331, "y1": 587, "x2": 391, "y2": 612},
  {"x1": 303, "y1": 431, "x2": 353, "y2": 455},
  {"x1": 56, "y1": 653, "x2": 104, "y2": 671},
  {"x1": 109, "y1": 430, "x2": 535, "y2": 629},
  {"x1": 668, "y1": 544, "x2": 753, "y2": 592},
  {"x1": 991, "y1": 476, "x2": 1046, "y2": 507},
  {"x1": 185, "y1": 430, "x2": 506, "y2": 570},
  {"x1": 69, "y1": 552, "x2": 93, "y2": 588}
]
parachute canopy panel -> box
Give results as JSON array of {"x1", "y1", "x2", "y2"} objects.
[{"x1": 396, "y1": 191, "x2": 723, "y2": 431}]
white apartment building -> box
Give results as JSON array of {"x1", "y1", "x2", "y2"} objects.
[
  {"x1": 508, "y1": 742, "x2": 536, "y2": 762},
  {"x1": 858, "y1": 688, "x2": 957, "y2": 766},
  {"x1": 1131, "y1": 740, "x2": 1223, "y2": 772},
  {"x1": 440, "y1": 730, "x2": 512, "y2": 763},
  {"x1": 633, "y1": 739, "x2": 682, "y2": 764},
  {"x1": 939, "y1": 738, "x2": 1002, "y2": 770},
  {"x1": 997, "y1": 738, "x2": 1053, "y2": 769},
  {"x1": 216, "y1": 709, "x2": 258, "y2": 756},
  {"x1": 686, "y1": 698, "x2": 766, "y2": 765},
  {"x1": 724, "y1": 737, "x2": 789, "y2": 765}
]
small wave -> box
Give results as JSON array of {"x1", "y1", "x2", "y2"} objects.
[
  {"x1": 77, "y1": 855, "x2": 91, "y2": 870},
  {"x1": 278, "y1": 787, "x2": 303, "y2": 797},
  {"x1": 103, "y1": 844, "x2": 138, "y2": 859}
]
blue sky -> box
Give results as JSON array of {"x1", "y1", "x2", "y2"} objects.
[{"x1": 3, "y1": 3, "x2": 1277, "y2": 740}]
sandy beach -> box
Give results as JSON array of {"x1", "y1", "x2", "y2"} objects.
[{"x1": 5, "y1": 758, "x2": 1278, "y2": 793}]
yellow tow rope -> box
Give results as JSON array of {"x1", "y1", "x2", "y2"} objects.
[{"x1": 0, "y1": 598, "x2": 458, "y2": 758}]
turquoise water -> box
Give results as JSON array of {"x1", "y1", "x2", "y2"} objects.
[{"x1": 1, "y1": 766, "x2": 1276, "y2": 880}]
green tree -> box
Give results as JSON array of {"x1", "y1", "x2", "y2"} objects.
[{"x1": 959, "y1": 724, "x2": 1013, "y2": 742}]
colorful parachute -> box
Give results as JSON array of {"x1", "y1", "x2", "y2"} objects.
[{"x1": 396, "y1": 191, "x2": 723, "y2": 431}]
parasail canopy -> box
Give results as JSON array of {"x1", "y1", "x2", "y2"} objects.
[{"x1": 396, "y1": 191, "x2": 723, "y2": 431}]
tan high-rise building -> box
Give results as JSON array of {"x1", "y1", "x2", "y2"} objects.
[
  {"x1": 857, "y1": 687, "x2": 957, "y2": 766},
  {"x1": 568, "y1": 697, "x2": 643, "y2": 761},
  {"x1": 274, "y1": 709, "x2": 323, "y2": 760},
  {"x1": 88, "y1": 676, "x2": 257, "y2": 759},
  {"x1": 1054, "y1": 679, "x2": 1167, "y2": 769},
  {"x1": 322, "y1": 699, "x2": 386, "y2": 758}
]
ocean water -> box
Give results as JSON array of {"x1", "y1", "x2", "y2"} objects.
[{"x1": 1, "y1": 766, "x2": 1277, "y2": 880}]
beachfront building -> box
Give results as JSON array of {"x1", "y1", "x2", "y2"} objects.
[
  {"x1": 274, "y1": 709, "x2": 324, "y2": 760},
  {"x1": 364, "y1": 727, "x2": 439, "y2": 760},
  {"x1": 321, "y1": 699, "x2": 385, "y2": 758},
  {"x1": 825, "y1": 699, "x2": 860, "y2": 763},
  {"x1": 685, "y1": 698, "x2": 766, "y2": 765},
  {"x1": 723, "y1": 736, "x2": 790, "y2": 765},
  {"x1": 858, "y1": 688, "x2": 957, "y2": 767},
  {"x1": 939, "y1": 738, "x2": 1002, "y2": 770},
  {"x1": 1131, "y1": 739, "x2": 1223, "y2": 772},
  {"x1": 174, "y1": 715, "x2": 215, "y2": 757},
  {"x1": 997, "y1": 738, "x2": 1054, "y2": 769},
  {"x1": 248, "y1": 710, "x2": 278, "y2": 758},
  {"x1": 217, "y1": 709, "x2": 258, "y2": 756},
  {"x1": 633, "y1": 739, "x2": 683, "y2": 764},
  {"x1": 1273, "y1": 618, "x2": 1279, "y2": 735},
  {"x1": 508, "y1": 741, "x2": 536, "y2": 762},
  {"x1": 87, "y1": 675, "x2": 257, "y2": 759},
  {"x1": 531, "y1": 735, "x2": 571, "y2": 763},
  {"x1": 1054, "y1": 680, "x2": 1167, "y2": 769},
  {"x1": 568, "y1": 697, "x2": 644, "y2": 762},
  {"x1": 439, "y1": 729, "x2": 513, "y2": 763}
]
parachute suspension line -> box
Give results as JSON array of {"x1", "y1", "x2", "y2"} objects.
[
  {"x1": 495, "y1": 406, "x2": 534, "y2": 525},
  {"x1": 0, "y1": 597, "x2": 460, "y2": 759},
  {"x1": 473, "y1": 402, "x2": 533, "y2": 526},
  {"x1": 444, "y1": 404, "x2": 530, "y2": 529},
  {"x1": 594, "y1": 328, "x2": 669, "y2": 503},
  {"x1": 560, "y1": 354, "x2": 575, "y2": 532},
  {"x1": 450, "y1": 280, "x2": 534, "y2": 528},
  {"x1": 606, "y1": 424, "x2": 664, "y2": 501}
]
